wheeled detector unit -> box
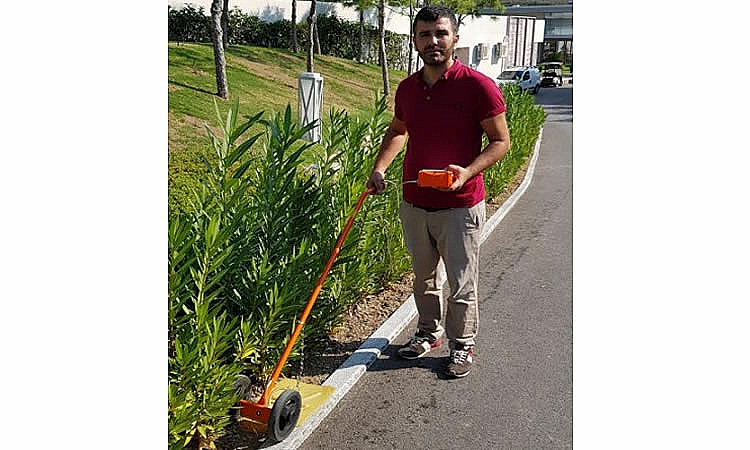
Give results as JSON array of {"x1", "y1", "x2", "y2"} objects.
[{"x1": 238, "y1": 188, "x2": 374, "y2": 443}]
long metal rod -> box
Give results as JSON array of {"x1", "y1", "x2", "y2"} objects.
[{"x1": 258, "y1": 188, "x2": 373, "y2": 406}]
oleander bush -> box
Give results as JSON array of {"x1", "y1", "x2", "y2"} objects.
[
  {"x1": 168, "y1": 94, "x2": 408, "y2": 448},
  {"x1": 484, "y1": 83, "x2": 547, "y2": 195}
]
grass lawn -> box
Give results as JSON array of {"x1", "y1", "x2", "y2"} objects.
[{"x1": 168, "y1": 42, "x2": 406, "y2": 213}]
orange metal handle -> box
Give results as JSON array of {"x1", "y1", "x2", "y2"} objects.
[{"x1": 258, "y1": 187, "x2": 374, "y2": 406}]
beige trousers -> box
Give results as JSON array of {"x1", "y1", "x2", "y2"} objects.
[{"x1": 398, "y1": 200, "x2": 485, "y2": 347}]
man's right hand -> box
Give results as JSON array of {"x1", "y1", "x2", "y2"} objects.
[{"x1": 366, "y1": 170, "x2": 387, "y2": 194}]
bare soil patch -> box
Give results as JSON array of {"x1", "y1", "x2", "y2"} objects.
[{"x1": 232, "y1": 57, "x2": 298, "y2": 90}]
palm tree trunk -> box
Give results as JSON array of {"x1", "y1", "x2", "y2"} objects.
[
  {"x1": 221, "y1": 0, "x2": 229, "y2": 50},
  {"x1": 358, "y1": 9, "x2": 365, "y2": 63},
  {"x1": 211, "y1": 0, "x2": 228, "y2": 98},
  {"x1": 291, "y1": 0, "x2": 298, "y2": 52},
  {"x1": 378, "y1": 0, "x2": 389, "y2": 95},
  {"x1": 408, "y1": 1, "x2": 414, "y2": 73},
  {"x1": 307, "y1": 0, "x2": 316, "y2": 72},
  {"x1": 314, "y1": 21, "x2": 321, "y2": 55}
]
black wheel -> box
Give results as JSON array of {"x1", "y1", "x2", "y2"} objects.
[
  {"x1": 267, "y1": 389, "x2": 302, "y2": 443},
  {"x1": 533, "y1": 84, "x2": 540, "y2": 94}
]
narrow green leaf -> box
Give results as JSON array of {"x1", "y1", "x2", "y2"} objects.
[
  {"x1": 232, "y1": 157, "x2": 255, "y2": 179},
  {"x1": 229, "y1": 111, "x2": 264, "y2": 144},
  {"x1": 212, "y1": 97, "x2": 223, "y2": 129},
  {"x1": 226, "y1": 97, "x2": 238, "y2": 135},
  {"x1": 226, "y1": 132, "x2": 262, "y2": 168}
]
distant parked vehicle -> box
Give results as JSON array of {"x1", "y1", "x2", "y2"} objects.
[
  {"x1": 496, "y1": 66, "x2": 541, "y2": 94},
  {"x1": 538, "y1": 61, "x2": 563, "y2": 88}
]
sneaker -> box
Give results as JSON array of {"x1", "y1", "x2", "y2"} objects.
[
  {"x1": 445, "y1": 344, "x2": 474, "y2": 378},
  {"x1": 397, "y1": 330, "x2": 442, "y2": 359}
]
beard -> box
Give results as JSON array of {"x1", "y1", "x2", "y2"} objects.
[{"x1": 417, "y1": 45, "x2": 454, "y2": 66}]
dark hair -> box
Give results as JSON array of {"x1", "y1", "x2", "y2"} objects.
[{"x1": 413, "y1": 5, "x2": 459, "y2": 34}]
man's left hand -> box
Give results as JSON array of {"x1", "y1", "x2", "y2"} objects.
[{"x1": 441, "y1": 164, "x2": 471, "y2": 192}]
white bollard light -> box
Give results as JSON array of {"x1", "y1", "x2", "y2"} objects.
[{"x1": 298, "y1": 72, "x2": 324, "y2": 143}]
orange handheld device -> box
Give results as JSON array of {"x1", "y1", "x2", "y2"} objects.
[{"x1": 417, "y1": 169, "x2": 455, "y2": 189}]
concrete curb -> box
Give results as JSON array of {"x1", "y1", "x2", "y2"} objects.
[{"x1": 264, "y1": 127, "x2": 545, "y2": 449}]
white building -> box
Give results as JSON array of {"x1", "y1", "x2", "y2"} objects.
[
  {"x1": 485, "y1": 3, "x2": 572, "y2": 68},
  {"x1": 168, "y1": 0, "x2": 544, "y2": 79}
]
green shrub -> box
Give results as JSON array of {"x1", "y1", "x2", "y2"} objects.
[
  {"x1": 168, "y1": 100, "x2": 264, "y2": 449},
  {"x1": 484, "y1": 83, "x2": 546, "y2": 196},
  {"x1": 168, "y1": 4, "x2": 211, "y2": 43},
  {"x1": 168, "y1": 95, "x2": 402, "y2": 446},
  {"x1": 307, "y1": 94, "x2": 411, "y2": 336},
  {"x1": 169, "y1": 4, "x2": 410, "y2": 70}
]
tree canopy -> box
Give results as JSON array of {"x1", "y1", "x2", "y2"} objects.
[{"x1": 433, "y1": 0, "x2": 503, "y2": 28}]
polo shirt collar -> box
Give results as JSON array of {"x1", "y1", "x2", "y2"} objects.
[
  {"x1": 417, "y1": 58, "x2": 463, "y2": 86},
  {"x1": 443, "y1": 58, "x2": 463, "y2": 80}
]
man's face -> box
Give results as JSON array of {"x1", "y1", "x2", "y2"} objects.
[{"x1": 413, "y1": 17, "x2": 459, "y2": 66}]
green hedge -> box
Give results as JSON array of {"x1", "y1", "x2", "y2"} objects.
[
  {"x1": 168, "y1": 4, "x2": 411, "y2": 70},
  {"x1": 485, "y1": 83, "x2": 547, "y2": 195}
]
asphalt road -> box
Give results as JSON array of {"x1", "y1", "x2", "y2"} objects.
[{"x1": 301, "y1": 85, "x2": 573, "y2": 450}]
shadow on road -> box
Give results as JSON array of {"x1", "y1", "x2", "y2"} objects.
[
  {"x1": 533, "y1": 87, "x2": 573, "y2": 123},
  {"x1": 366, "y1": 344, "x2": 452, "y2": 379},
  {"x1": 540, "y1": 105, "x2": 572, "y2": 123}
]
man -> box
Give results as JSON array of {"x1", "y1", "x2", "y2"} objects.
[{"x1": 366, "y1": 5, "x2": 511, "y2": 378}]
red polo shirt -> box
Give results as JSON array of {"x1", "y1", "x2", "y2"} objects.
[{"x1": 395, "y1": 59, "x2": 506, "y2": 209}]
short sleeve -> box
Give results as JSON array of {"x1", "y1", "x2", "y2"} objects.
[
  {"x1": 394, "y1": 82, "x2": 405, "y2": 122},
  {"x1": 476, "y1": 75, "x2": 507, "y2": 120}
]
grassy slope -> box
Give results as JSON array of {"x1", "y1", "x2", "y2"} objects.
[{"x1": 168, "y1": 42, "x2": 406, "y2": 213}]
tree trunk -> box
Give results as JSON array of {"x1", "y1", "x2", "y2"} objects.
[
  {"x1": 221, "y1": 0, "x2": 229, "y2": 50},
  {"x1": 408, "y1": 2, "x2": 414, "y2": 73},
  {"x1": 211, "y1": 0, "x2": 229, "y2": 98},
  {"x1": 291, "y1": 0, "x2": 298, "y2": 52},
  {"x1": 378, "y1": 0, "x2": 389, "y2": 96},
  {"x1": 358, "y1": 9, "x2": 365, "y2": 63},
  {"x1": 307, "y1": 0, "x2": 316, "y2": 72},
  {"x1": 457, "y1": 14, "x2": 466, "y2": 30},
  {"x1": 314, "y1": 21, "x2": 321, "y2": 55}
]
